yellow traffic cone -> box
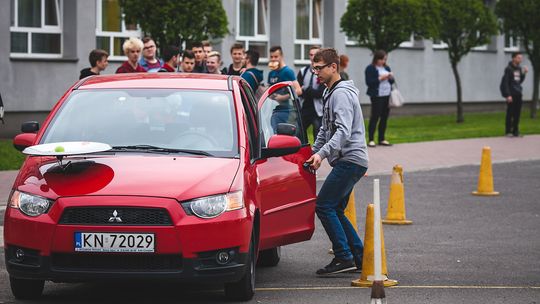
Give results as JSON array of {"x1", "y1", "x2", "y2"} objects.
[
  {"x1": 383, "y1": 165, "x2": 412, "y2": 225},
  {"x1": 329, "y1": 191, "x2": 359, "y2": 254},
  {"x1": 345, "y1": 190, "x2": 359, "y2": 232},
  {"x1": 351, "y1": 204, "x2": 398, "y2": 287},
  {"x1": 472, "y1": 146, "x2": 500, "y2": 196}
]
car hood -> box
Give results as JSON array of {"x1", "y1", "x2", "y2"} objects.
[{"x1": 15, "y1": 155, "x2": 240, "y2": 201}]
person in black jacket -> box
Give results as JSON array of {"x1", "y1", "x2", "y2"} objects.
[
  {"x1": 501, "y1": 52, "x2": 528, "y2": 137},
  {"x1": 79, "y1": 49, "x2": 109, "y2": 79},
  {"x1": 364, "y1": 50, "x2": 394, "y2": 147},
  {"x1": 297, "y1": 46, "x2": 325, "y2": 141}
]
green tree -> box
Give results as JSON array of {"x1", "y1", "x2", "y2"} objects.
[
  {"x1": 438, "y1": 0, "x2": 497, "y2": 123},
  {"x1": 340, "y1": 0, "x2": 440, "y2": 53},
  {"x1": 120, "y1": 0, "x2": 228, "y2": 53},
  {"x1": 496, "y1": 0, "x2": 540, "y2": 119}
]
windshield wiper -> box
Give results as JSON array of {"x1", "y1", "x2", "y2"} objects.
[{"x1": 111, "y1": 145, "x2": 213, "y2": 156}]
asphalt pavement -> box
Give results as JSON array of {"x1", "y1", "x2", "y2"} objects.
[{"x1": 0, "y1": 135, "x2": 539, "y2": 303}]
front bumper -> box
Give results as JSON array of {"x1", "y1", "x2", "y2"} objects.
[
  {"x1": 4, "y1": 195, "x2": 252, "y2": 283},
  {"x1": 5, "y1": 246, "x2": 248, "y2": 282}
]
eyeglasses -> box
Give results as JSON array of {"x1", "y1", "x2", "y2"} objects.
[{"x1": 311, "y1": 63, "x2": 332, "y2": 73}]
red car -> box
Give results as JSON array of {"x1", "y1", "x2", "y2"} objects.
[{"x1": 6, "y1": 73, "x2": 316, "y2": 301}]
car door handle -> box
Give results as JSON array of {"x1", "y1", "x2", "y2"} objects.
[{"x1": 302, "y1": 162, "x2": 316, "y2": 175}]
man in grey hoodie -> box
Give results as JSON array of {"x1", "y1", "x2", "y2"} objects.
[{"x1": 306, "y1": 48, "x2": 369, "y2": 275}]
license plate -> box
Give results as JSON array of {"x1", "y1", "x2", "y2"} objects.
[{"x1": 75, "y1": 232, "x2": 155, "y2": 253}]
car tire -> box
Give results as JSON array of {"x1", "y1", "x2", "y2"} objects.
[
  {"x1": 9, "y1": 276, "x2": 44, "y2": 300},
  {"x1": 224, "y1": 234, "x2": 255, "y2": 301},
  {"x1": 257, "y1": 246, "x2": 281, "y2": 267}
]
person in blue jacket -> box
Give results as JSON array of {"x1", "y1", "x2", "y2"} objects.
[{"x1": 365, "y1": 50, "x2": 394, "y2": 147}]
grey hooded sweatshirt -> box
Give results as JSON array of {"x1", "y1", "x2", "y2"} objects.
[{"x1": 312, "y1": 80, "x2": 369, "y2": 168}]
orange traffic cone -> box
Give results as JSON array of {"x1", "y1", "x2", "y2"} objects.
[
  {"x1": 351, "y1": 204, "x2": 398, "y2": 287},
  {"x1": 345, "y1": 190, "x2": 359, "y2": 232},
  {"x1": 472, "y1": 146, "x2": 500, "y2": 196},
  {"x1": 383, "y1": 165, "x2": 412, "y2": 225}
]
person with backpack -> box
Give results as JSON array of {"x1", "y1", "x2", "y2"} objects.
[
  {"x1": 500, "y1": 52, "x2": 528, "y2": 137},
  {"x1": 306, "y1": 48, "x2": 368, "y2": 275},
  {"x1": 241, "y1": 50, "x2": 264, "y2": 96},
  {"x1": 297, "y1": 46, "x2": 325, "y2": 141}
]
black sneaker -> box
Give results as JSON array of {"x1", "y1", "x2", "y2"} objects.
[
  {"x1": 346, "y1": 256, "x2": 362, "y2": 273},
  {"x1": 316, "y1": 258, "x2": 356, "y2": 275}
]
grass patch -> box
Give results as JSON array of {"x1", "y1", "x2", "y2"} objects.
[
  {"x1": 0, "y1": 139, "x2": 25, "y2": 170},
  {"x1": 307, "y1": 109, "x2": 540, "y2": 144}
]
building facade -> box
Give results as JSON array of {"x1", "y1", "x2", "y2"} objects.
[{"x1": 0, "y1": 0, "x2": 533, "y2": 137}]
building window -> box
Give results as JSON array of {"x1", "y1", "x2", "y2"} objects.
[
  {"x1": 10, "y1": 0, "x2": 63, "y2": 58},
  {"x1": 95, "y1": 0, "x2": 141, "y2": 60},
  {"x1": 504, "y1": 33, "x2": 519, "y2": 52},
  {"x1": 399, "y1": 34, "x2": 415, "y2": 48},
  {"x1": 236, "y1": 0, "x2": 269, "y2": 62},
  {"x1": 432, "y1": 39, "x2": 448, "y2": 49},
  {"x1": 295, "y1": 0, "x2": 322, "y2": 64}
]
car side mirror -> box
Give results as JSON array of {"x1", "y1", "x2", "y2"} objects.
[
  {"x1": 21, "y1": 121, "x2": 39, "y2": 133},
  {"x1": 13, "y1": 133, "x2": 37, "y2": 152},
  {"x1": 276, "y1": 123, "x2": 296, "y2": 136},
  {"x1": 261, "y1": 134, "x2": 301, "y2": 158}
]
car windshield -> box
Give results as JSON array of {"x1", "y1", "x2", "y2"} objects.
[{"x1": 41, "y1": 89, "x2": 238, "y2": 157}]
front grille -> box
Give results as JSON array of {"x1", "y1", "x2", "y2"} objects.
[
  {"x1": 51, "y1": 253, "x2": 182, "y2": 271},
  {"x1": 59, "y1": 207, "x2": 173, "y2": 226}
]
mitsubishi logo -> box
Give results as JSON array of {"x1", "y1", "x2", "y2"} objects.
[{"x1": 108, "y1": 210, "x2": 122, "y2": 223}]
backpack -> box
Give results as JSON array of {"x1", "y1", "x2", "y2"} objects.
[
  {"x1": 499, "y1": 74, "x2": 506, "y2": 97},
  {"x1": 245, "y1": 71, "x2": 267, "y2": 99},
  {"x1": 0, "y1": 94, "x2": 4, "y2": 124}
]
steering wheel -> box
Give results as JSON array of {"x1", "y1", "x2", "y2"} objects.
[{"x1": 171, "y1": 131, "x2": 218, "y2": 149}]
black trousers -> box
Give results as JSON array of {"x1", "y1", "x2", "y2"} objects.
[
  {"x1": 302, "y1": 107, "x2": 322, "y2": 140},
  {"x1": 368, "y1": 96, "x2": 390, "y2": 142},
  {"x1": 505, "y1": 94, "x2": 523, "y2": 135}
]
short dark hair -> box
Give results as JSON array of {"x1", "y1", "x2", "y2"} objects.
[
  {"x1": 309, "y1": 45, "x2": 321, "y2": 51},
  {"x1": 89, "y1": 49, "x2": 109, "y2": 67},
  {"x1": 313, "y1": 48, "x2": 340, "y2": 68},
  {"x1": 230, "y1": 43, "x2": 245, "y2": 53},
  {"x1": 511, "y1": 52, "x2": 522, "y2": 59},
  {"x1": 142, "y1": 36, "x2": 154, "y2": 44},
  {"x1": 162, "y1": 45, "x2": 180, "y2": 62},
  {"x1": 182, "y1": 50, "x2": 195, "y2": 60},
  {"x1": 245, "y1": 50, "x2": 260, "y2": 66},
  {"x1": 269, "y1": 46, "x2": 283, "y2": 55},
  {"x1": 372, "y1": 50, "x2": 387, "y2": 65},
  {"x1": 190, "y1": 41, "x2": 203, "y2": 49}
]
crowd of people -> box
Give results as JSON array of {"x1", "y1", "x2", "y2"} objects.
[{"x1": 79, "y1": 35, "x2": 529, "y2": 143}]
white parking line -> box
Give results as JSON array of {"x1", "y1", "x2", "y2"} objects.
[{"x1": 256, "y1": 285, "x2": 540, "y2": 291}]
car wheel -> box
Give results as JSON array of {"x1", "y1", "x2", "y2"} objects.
[
  {"x1": 9, "y1": 276, "x2": 44, "y2": 300},
  {"x1": 257, "y1": 246, "x2": 281, "y2": 267},
  {"x1": 224, "y1": 234, "x2": 255, "y2": 301}
]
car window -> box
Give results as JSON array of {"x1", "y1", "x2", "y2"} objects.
[
  {"x1": 259, "y1": 86, "x2": 305, "y2": 147},
  {"x1": 41, "y1": 89, "x2": 238, "y2": 157},
  {"x1": 239, "y1": 87, "x2": 259, "y2": 160}
]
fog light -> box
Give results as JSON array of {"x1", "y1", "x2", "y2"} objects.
[
  {"x1": 216, "y1": 251, "x2": 230, "y2": 265},
  {"x1": 15, "y1": 249, "x2": 25, "y2": 261}
]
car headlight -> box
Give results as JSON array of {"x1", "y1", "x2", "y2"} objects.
[
  {"x1": 9, "y1": 190, "x2": 53, "y2": 217},
  {"x1": 181, "y1": 191, "x2": 244, "y2": 219}
]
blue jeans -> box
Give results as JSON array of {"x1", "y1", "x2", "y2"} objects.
[{"x1": 316, "y1": 161, "x2": 367, "y2": 261}]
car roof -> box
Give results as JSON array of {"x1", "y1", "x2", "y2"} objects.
[{"x1": 77, "y1": 73, "x2": 235, "y2": 91}]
